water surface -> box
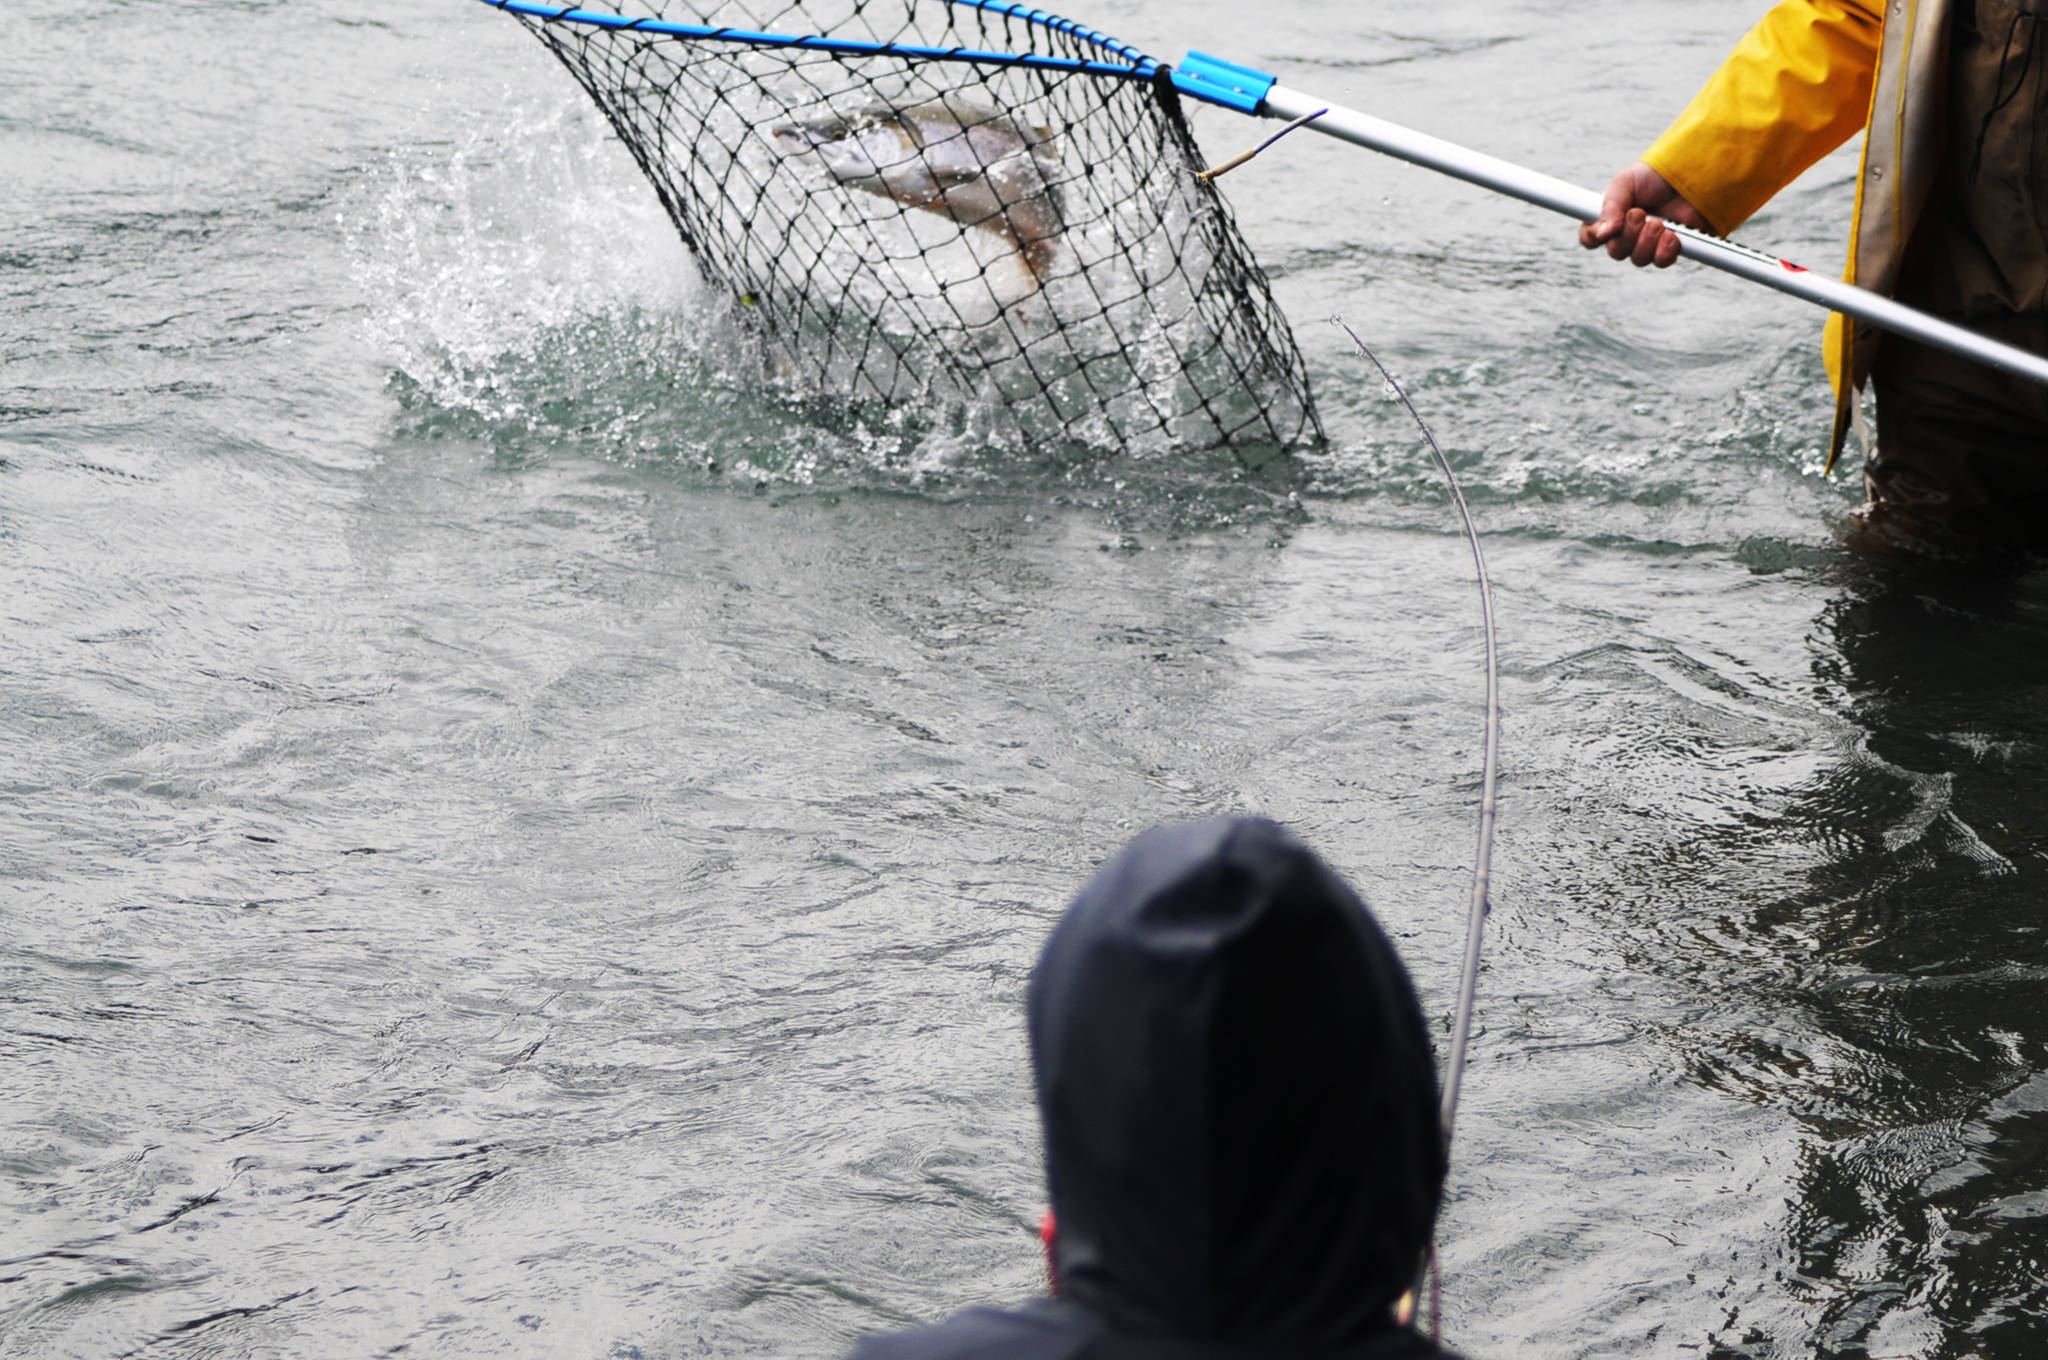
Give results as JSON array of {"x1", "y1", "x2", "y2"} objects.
[{"x1": 5, "y1": 2, "x2": 2047, "y2": 1357}]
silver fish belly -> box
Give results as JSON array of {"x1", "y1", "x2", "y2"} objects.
[{"x1": 772, "y1": 100, "x2": 1066, "y2": 283}]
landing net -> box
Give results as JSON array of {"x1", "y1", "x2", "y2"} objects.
[{"x1": 487, "y1": 0, "x2": 1324, "y2": 455}]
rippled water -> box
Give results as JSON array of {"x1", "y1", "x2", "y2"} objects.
[{"x1": 7, "y1": 2, "x2": 2048, "y2": 1357}]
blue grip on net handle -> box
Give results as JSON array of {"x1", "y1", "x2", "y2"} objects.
[{"x1": 1170, "y1": 51, "x2": 1278, "y2": 113}]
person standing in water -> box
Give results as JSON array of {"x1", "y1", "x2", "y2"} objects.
[
  {"x1": 1580, "y1": 0, "x2": 2048, "y2": 556},
  {"x1": 849, "y1": 816, "x2": 1460, "y2": 1359}
]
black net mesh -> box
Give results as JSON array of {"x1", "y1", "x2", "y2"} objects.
[{"x1": 497, "y1": 0, "x2": 1324, "y2": 455}]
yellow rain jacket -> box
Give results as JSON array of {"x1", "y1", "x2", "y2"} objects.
[{"x1": 1637, "y1": 0, "x2": 1952, "y2": 470}]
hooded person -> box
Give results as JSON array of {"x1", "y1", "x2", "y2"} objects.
[{"x1": 850, "y1": 816, "x2": 1459, "y2": 1360}]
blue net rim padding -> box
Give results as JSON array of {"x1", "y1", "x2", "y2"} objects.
[{"x1": 476, "y1": 0, "x2": 1164, "y2": 81}]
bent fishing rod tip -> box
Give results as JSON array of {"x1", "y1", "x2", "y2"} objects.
[{"x1": 1197, "y1": 107, "x2": 1328, "y2": 182}]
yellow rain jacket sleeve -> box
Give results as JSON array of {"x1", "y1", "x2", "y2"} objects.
[{"x1": 1639, "y1": 0, "x2": 1885, "y2": 237}]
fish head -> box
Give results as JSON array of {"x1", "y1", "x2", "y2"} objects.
[
  {"x1": 773, "y1": 101, "x2": 1053, "y2": 190},
  {"x1": 771, "y1": 108, "x2": 931, "y2": 194}
]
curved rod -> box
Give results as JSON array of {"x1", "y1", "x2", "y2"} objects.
[{"x1": 1333, "y1": 319, "x2": 1499, "y2": 1152}]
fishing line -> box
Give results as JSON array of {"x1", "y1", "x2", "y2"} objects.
[{"x1": 1333, "y1": 317, "x2": 1499, "y2": 1341}]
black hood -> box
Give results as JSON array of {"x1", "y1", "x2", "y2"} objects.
[{"x1": 1028, "y1": 817, "x2": 1446, "y2": 1348}]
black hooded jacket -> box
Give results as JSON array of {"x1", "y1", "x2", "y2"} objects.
[{"x1": 852, "y1": 817, "x2": 1458, "y2": 1360}]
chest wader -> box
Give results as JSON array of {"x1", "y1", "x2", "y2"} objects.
[{"x1": 1865, "y1": 0, "x2": 2048, "y2": 553}]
